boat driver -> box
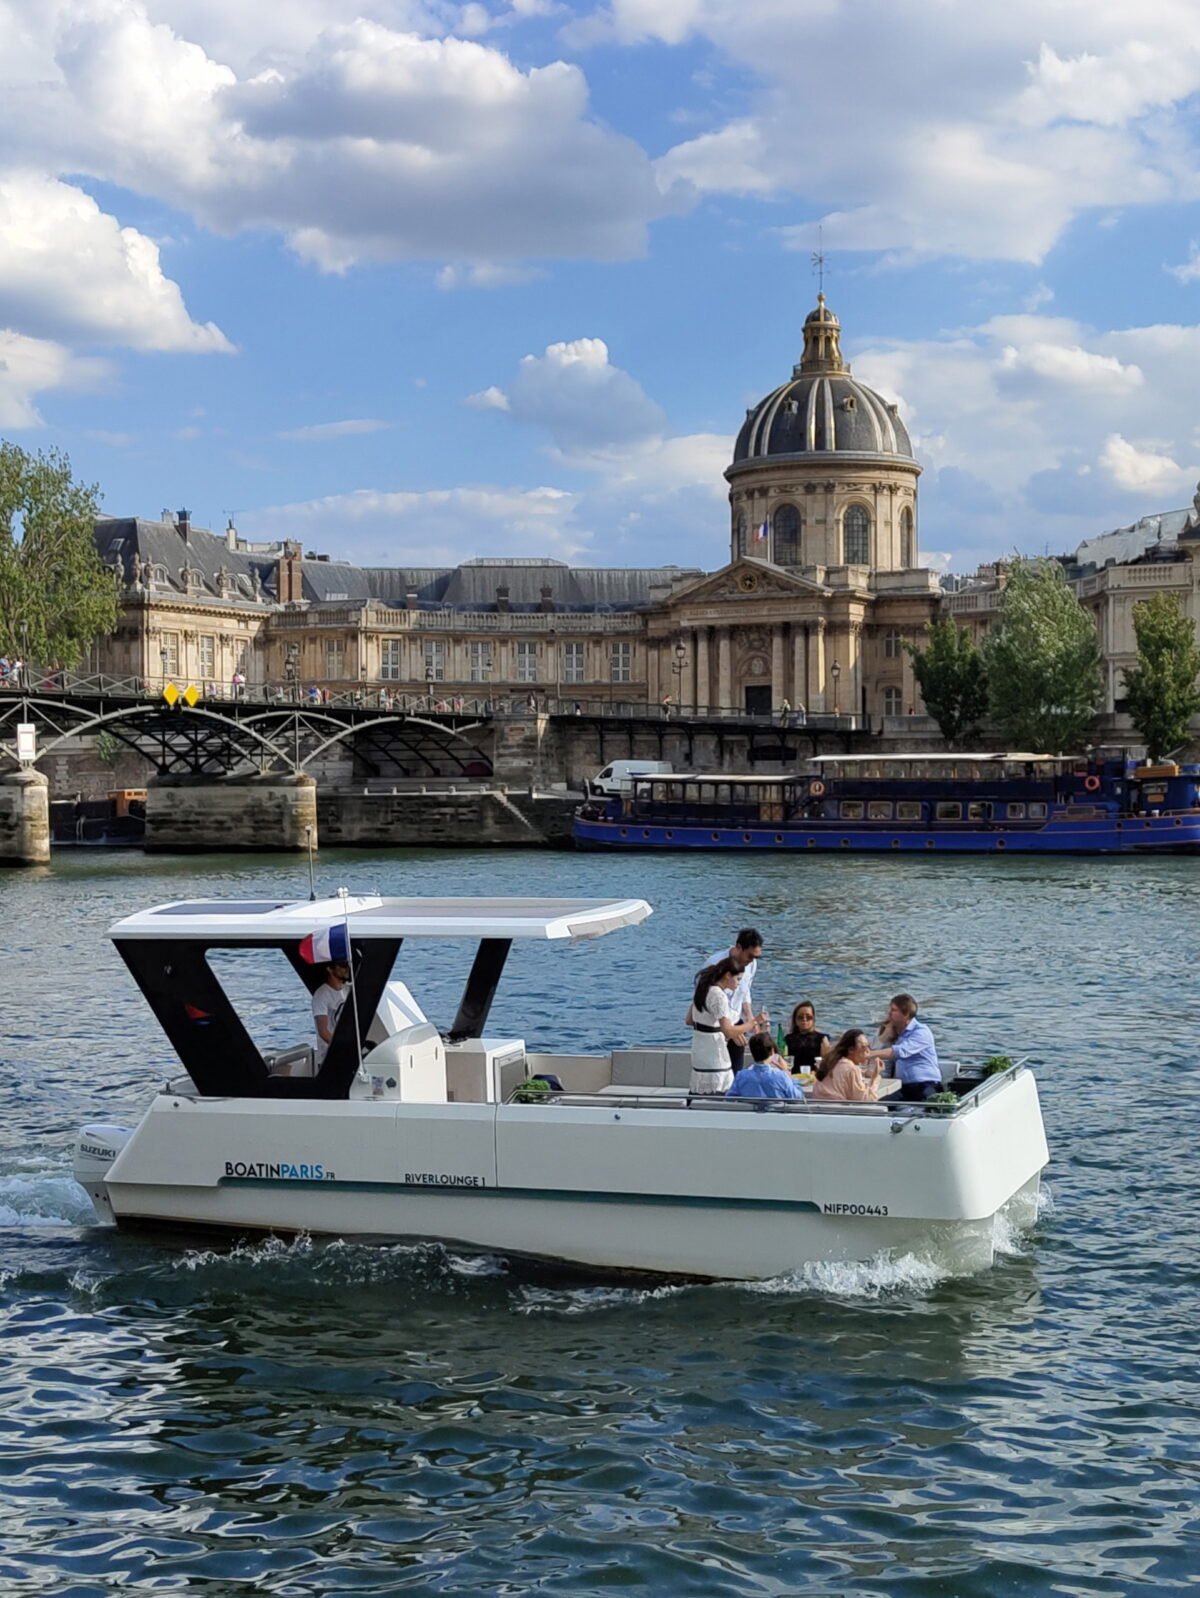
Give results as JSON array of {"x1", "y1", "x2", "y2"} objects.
[
  {"x1": 312, "y1": 959, "x2": 351, "y2": 1065},
  {"x1": 867, "y1": 994, "x2": 940, "y2": 1102}
]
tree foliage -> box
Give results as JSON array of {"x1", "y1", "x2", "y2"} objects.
[
  {"x1": 904, "y1": 619, "x2": 989, "y2": 745},
  {"x1": 0, "y1": 441, "x2": 118, "y2": 667},
  {"x1": 980, "y1": 556, "x2": 1103, "y2": 753},
  {"x1": 1121, "y1": 591, "x2": 1200, "y2": 763}
]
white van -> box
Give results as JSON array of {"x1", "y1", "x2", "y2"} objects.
[{"x1": 587, "y1": 760, "x2": 673, "y2": 799}]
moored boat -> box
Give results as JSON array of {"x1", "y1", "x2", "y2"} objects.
[
  {"x1": 73, "y1": 893, "x2": 1049, "y2": 1279},
  {"x1": 573, "y1": 753, "x2": 1200, "y2": 854}
]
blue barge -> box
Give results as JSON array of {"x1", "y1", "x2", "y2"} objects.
[{"x1": 573, "y1": 754, "x2": 1200, "y2": 855}]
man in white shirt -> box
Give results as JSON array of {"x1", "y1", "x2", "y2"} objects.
[
  {"x1": 312, "y1": 959, "x2": 351, "y2": 1065},
  {"x1": 704, "y1": 928, "x2": 764, "y2": 1070}
]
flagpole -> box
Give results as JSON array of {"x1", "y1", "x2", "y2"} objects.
[{"x1": 338, "y1": 885, "x2": 368, "y2": 1082}]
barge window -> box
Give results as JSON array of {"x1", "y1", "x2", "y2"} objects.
[
  {"x1": 1007, "y1": 802, "x2": 1026, "y2": 819},
  {"x1": 935, "y1": 802, "x2": 963, "y2": 821},
  {"x1": 840, "y1": 800, "x2": 865, "y2": 819},
  {"x1": 896, "y1": 801, "x2": 922, "y2": 820},
  {"x1": 868, "y1": 801, "x2": 893, "y2": 820},
  {"x1": 966, "y1": 801, "x2": 992, "y2": 821},
  {"x1": 1028, "y1": 802, "x2": 1048, "y2": 820}
]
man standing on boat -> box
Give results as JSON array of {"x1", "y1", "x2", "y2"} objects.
[
  {"x1": 867, "y1": 995, "x2": 940, "y2": 1102},
  {"x1": 704, "y1": 928, "x2": 765, "y2": 1070}
]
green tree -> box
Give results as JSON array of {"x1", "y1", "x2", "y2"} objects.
[
  {"x1": 0, "y1": 441, "x2": 118, "y2": 667},
  {"x1": 1121, "y1": 591, "x2": 1200, "y2": 763},
  {"x1": 904, "y1": 619, "x2": 989, "y2": 745},
  {"x1": 980, "y1": 555, "x2": 1103, "y2": 752}
]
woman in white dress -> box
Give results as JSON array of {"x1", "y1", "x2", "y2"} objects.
[{"x1": 686, "y1": 959, "x2": 754, "y2": 1095}]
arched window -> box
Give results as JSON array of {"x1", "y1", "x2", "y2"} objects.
[
  {"x1": 883, "y1": 686, "x2": 902, "y2": 718},
  {"x1": 900, "y1": 506, "x2": 914, "y2": 568},
  {"x1": 772, "y1": 503, "x2": 801, "y2": 565},
  {"x1": 843, "y1": 505, "x2": 870, "y2": 565},
  {"x1": 884, "y1": 628, "x2": 902, "y2": 659}
]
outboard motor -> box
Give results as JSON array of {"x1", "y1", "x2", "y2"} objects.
[{"x1": 73, "y1": 1125, "x2": 132, "y2": 1224}]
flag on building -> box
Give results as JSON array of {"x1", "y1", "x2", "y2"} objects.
[
  {"x1": 299, "y1": 924, "x2": 351, "y2": 964},
  {"x1": 754, "y1": 520, "x2": 768, "y2": 542}
]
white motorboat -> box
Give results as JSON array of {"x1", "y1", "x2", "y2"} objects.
[{"x1": 74, "y1": 894, "x2": 1049, "y2": 1280}]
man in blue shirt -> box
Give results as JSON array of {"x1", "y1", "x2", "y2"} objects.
[
  {"x1": 868, "y1": 994, "x2": 940, "y2": 1101},
  {"x1": 726, "y1": 1033, "x2": 803, "y2": 1101}
]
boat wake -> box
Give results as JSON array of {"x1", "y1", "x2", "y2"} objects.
[{"x1": 0, "y1": 1161, "x2": 95, "y2": 1229}]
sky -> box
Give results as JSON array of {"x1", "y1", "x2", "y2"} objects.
[{"x1": 4, "y1": 0, "x2": 1200, "y2": 576}]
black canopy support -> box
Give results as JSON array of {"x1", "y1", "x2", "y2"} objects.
[{"x1": 448, "y1": 939, "x2": 512, "y2": 1041}]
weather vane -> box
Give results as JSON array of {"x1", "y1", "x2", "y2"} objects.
[{"x1": 811, "y1": 225, "x2": 826, "y2": 295}]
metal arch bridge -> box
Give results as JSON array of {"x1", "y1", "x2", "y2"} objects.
[{"x1": 0, "y1": 682, "x2": 494, "y2": 779}]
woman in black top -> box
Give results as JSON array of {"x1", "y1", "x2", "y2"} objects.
[{"x1": 784, "y1": 1000, "x2": 829, "y2": 1073}]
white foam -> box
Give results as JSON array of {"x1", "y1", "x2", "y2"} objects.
[
  {"x1": 516, "y1": 1281, "x2": 690, "y2": 1316},
  {"x1": 0, "y1": 1167, "x2": 95, "y2": 1229},
  {"x1": 748, "y1": 1251, "x2": 949, "y2": 1299}
]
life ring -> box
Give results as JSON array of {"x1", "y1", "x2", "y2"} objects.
[
  {"x1": 809, "y1": 779, "x2": 826, "y2": 797},
  {"x1": 1083, "y1": 775, "x2": 1100, "y2": 792}
]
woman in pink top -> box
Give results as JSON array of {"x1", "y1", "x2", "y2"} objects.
[{"x1": 811, "y1": 1029, "x2": 884, "y2": 1102}]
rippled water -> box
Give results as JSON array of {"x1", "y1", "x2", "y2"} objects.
[{"x1": 3, "y1": 847, "x2": 1200, "y2": 1594}]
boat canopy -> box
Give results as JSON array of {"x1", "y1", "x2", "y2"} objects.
[
  {"x1": 807, "y1": 752, "x2": 1058, "y2": 765},
  {"x1": 109, "y1": 895, "x2": 653, "y2": 943}
]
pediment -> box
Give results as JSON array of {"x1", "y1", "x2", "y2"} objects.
[{"x1": 663, "y1": 557, "x2": 830, "y2": 607}]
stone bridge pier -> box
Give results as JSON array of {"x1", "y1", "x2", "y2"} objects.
[
  {"x1": 145, "y1": 772, "x2": 319, "y2": 853},
  {"x1": 0, "y1": 769, "x2": 50, "y2": 866}
]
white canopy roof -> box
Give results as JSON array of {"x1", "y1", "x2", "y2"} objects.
[{"x1": 109, "y1": 895, "x2": 653, "y2": 943}]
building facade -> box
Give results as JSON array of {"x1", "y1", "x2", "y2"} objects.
[{"x1": 91, "y1": 296, "x2": 945, "y2": 719}]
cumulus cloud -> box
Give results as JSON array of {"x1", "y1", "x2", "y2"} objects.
[
  {"x1": 848, "y1": 307, "x2": 1200, "y2": 563},
  {"x1": 496, "y1": 337, "x2": 667, "y2": 452},
  {"x1": 1166, "y1": 242, "x2": 1200, "y2": 283},
  {"x1": 0, "y1": 171, "x2": 232, "y2": 351},
  {"x1": 1, "y1": 4, "x2": 674, "y2": 273},
  {"x1": 276, "y1": 418, "x2": 390, "y2": 440},
  {"x1": 632, "y1": 0, "x2": 1200, "y2": 263},
  {"x1": 0, "y1": 330, "x2": 110, "y2": 429}
]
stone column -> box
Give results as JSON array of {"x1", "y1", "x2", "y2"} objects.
[
  {"x1": 696, "y1": 627, "x2": 711, "y2": 714},
  {"x1": 145, "y1": 772, "x2": 319, "y2": 853},
  {"x1": 792, "y1": 627, "x2": 807, "y2": 712},
  {"x1": 647, "y1": 643, "x2": 661, "y2": 708},
  {"x1": 808, "y1": 619, "x2": 826, "y2": 713},
  {"x1": 0, "y1": 768, "x2": 50, "y2": 866},
  {"x1": 771, "y1": 628, "x2": 785, "y2": 711},
  {"x1": 717, "y1": 628, "x2": 732, "y2": 711}
]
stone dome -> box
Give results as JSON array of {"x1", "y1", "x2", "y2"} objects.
[{"x1": 732, "y1": 295, "x2": 914, "y2": 464}]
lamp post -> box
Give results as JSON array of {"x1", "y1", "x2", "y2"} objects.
[
  {"x1": 424, "y1": 663, "x2": 434, "y2": 710},
  {"x1": 669, "y1": 638, "x2": 688, "y2": 716},
  {"x1": 830, "y1": 659, "x2": 841, "y2": 717},
  {"x1": 159, "y1": 646, "x2": 169, "y2": 691},
  {"x1": 284, "y1": 642, "x2": 299, "y2": 703},
  {"x1": 19, "y1": 619, "x2": 28, "y2": 691}
]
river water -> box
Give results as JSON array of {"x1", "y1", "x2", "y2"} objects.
[{"x1": 3, "y1": 846, "x2": 1200, "y2": 1595}]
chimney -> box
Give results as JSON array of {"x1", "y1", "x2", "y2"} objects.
[
  {"x1": 539, "y1": 585, "x2": 555, "y2": 613},
  {"x1": 225, "y1": 518, "x2": 238, "y2": 551},
  {"x1": 276, "y1": 539, "x2": 303, "y2": 604},
  {"x1": 176, "y1": 507, "x2": 191, "y2": 541},
  {"x1": 496, "y1": 585, "x2": 511, "y2": 612},
  {"x1": 405, "y1": 589, "x2": 419, "y2": 610}
]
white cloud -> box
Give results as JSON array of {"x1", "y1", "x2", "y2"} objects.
[
  {"x1": 995, "y1": 341, "x2": 1143, "y2": 394},
  {"x1": 237, "y1": 483, "x2": 587, "y2": 564},
  {"x1": 483, "y1": 336, "x2": 667, "y2": 452},
  {"x1": 276, "y1": 418, "x2": 390, "y2": 440},
  {"x1": 1166, "y1": 242, "x2": 1200, "y2": 283},
  {"x1": 0, "y1": 330, "x2": 110, "y2": 429},
  {"x1": 465, "y1": 385, "x2": 510, "y2": 411},
  {"x1": 1, "y1": 4, "x2": 674, "y2": 274},
  {"x1": 0, "y1": 172, "x2": 232, "y2": 352},
  {"x1": 1099, "y1": 432, "x2": 1197, "y2": 496},
  {"x1": 634, "y1": 0, "x2": 1200, "y2": 263}
]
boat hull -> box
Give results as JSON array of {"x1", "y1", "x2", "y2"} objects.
[
  {"x1": 574, "y1": 813, "x2": 1200, "y2": 854},
  {"x1": 80, "y1": 1072, "x2": 1048, "y2": 1281}
]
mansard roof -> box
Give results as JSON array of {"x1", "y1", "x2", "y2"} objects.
[{"x1": 362, "y1": 560, "x2": 702, "y2": 612}]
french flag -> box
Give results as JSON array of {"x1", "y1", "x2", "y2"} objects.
[
  {"x1": 754, "y1": 519, "x2": 768, "y2": 542},
  {"x1": 299, "y1": 924, "x2": 351, "y2": 964}
]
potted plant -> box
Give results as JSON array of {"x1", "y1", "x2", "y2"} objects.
[
  {"x1": 925, "y1": 1090, "x2": 960, "y2": 1116},
  {"x1": 511, "y1": 1076, "x2": 554, "y2": 1105},
  {"x1": 981, "y1": 1054, "x2": 1015, "y2": 1077}
]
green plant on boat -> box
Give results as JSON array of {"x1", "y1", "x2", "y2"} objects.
[
  {"x1": 926, "y1": 1091, "x2": 960, "y2": 1115},
  {"x1": 511, "y1": 1077, "x2": 553, "y2": 1104},
  {"x1": 981, "y1": 1054, "x2": 1015, "y2": 1077}
]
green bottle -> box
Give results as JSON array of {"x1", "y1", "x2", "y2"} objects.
[{"x1": 776, "y1": 1022, "x2": 787, "y2": 1057}]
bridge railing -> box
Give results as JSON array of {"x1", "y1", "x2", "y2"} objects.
[{"x1": 0, "y1": 670, "x2": 866, "y2": 728}]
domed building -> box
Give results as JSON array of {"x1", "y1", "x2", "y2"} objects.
[
  {"x1": 727, "y1": 294, "x2": 920, "y2": 572},
  {"x1": 646, "y1": 295, "x2": 940, "y2": 720}
]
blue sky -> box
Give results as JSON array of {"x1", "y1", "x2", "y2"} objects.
[{"x1": 4, "y1": 0, "x2": 1200, "y2": 574}]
